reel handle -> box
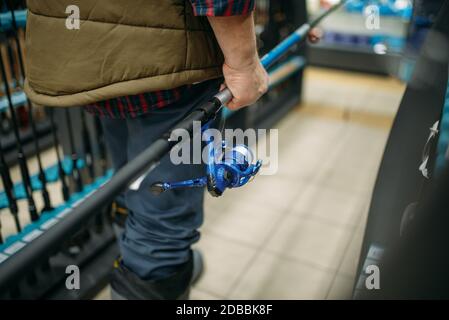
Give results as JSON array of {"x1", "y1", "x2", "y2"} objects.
[{"x1": 150, "y1": 177, "x2": 208, "y2": 195}]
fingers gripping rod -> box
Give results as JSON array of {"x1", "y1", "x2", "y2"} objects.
[
  {"x1": 150, "y1": 1, "x2": 348, "y2": 196},
  {"x1": 213, "y1": 0, "x2": 349, "y2": 106}
]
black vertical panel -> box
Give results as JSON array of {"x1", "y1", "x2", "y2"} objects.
[{"x1": 355, "y1": 0, "x2": 449, "y2": 299}]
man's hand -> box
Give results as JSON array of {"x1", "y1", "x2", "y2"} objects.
[
  {"x1": 208, "y1": 13, "x2": 269, "y2": 110},
  {"x1": 221, "y1": 56, "x2": 269, "y2": 110}
]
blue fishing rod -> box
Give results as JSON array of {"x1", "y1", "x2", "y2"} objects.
[{"x1": 150, "y1": 0, "x2": 349, "y2": 197}]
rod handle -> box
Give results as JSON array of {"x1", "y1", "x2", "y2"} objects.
[{"x1": 213, "y1": 88, "x2": 233, "y2": 105}]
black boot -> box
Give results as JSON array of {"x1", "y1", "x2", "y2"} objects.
[{"x1": 110, "y1": 250, "x2": 204, "y2": 300}]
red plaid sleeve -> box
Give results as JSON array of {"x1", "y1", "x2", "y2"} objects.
[{"x1": 189, "y1": 0, "x2": 255, "y2": 16}]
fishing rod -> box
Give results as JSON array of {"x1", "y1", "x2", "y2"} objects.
[
  {"x1": 0, "y1": 140, "x2": 21, "y2": 232},
  {"x1": 64, "y1": 109, "x2": 84, "y2": 193},
  {"x1": 48, "y1": 109, "x2": 70, "y2": 201},
  {"x1": 0, "y1": 47, "x2": 38, "y2": 222},
  {"x1": 0, "y1": 1, "x2": 348, "y2": 290},
  {"x1": 94, "y1": 116, "x2": 108, "y2": 175},
  {"x1": 0, "y1": 139, "x2": 21, "y2": 232},
  {"x1": 5, "y1": 1, "x2": 53, "y2": 211},
  {"x1": 80, "y1": 109, "x2": 95, "y2": 180}
]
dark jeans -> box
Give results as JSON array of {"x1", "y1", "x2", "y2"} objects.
[{"x1": 100, "y1": 79, "x2": 221, "y2": 280}]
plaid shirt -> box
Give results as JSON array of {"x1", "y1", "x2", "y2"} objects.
[{"x1": 85, "y1": 0, "x2": 255, "y2": 119}]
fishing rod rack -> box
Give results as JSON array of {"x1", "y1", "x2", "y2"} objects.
[
  {"x1": 0, "y1": 0, "x2": 307, "y2": 299},
  {"x1": 0, "y1": 0, "x2": 118, "y2": 299}
]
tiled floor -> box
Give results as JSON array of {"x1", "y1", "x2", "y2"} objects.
[
  {"x1": 4, "y1": 66, "x2": 406, "y2": 300},
  {"x1": 189, "y1": 67, "x2": 405, "y2": 300}
]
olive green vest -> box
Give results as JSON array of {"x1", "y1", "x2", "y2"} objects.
[{"x1": 24, "y1": 0, "x2": 224, "y2": 107}]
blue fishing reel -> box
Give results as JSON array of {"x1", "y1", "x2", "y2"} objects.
[{"x1": 150, "y1": 133, "x2": 262, "y2": 197}]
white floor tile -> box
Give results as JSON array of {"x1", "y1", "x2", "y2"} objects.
[
  {"x1": 339, "y1": 216, "x2": 367, "y2": 278},
  {"x1": 265, "y1": 215, "x2": 352, "y2": 270},
  {"x1": 193, "y1": 233, "x2": 258, "y2": 298},
  {"x1": 223, "y1": 174, "x2": 306, "y2": 211},
  {"x1": 326, "y1": 273, "x2": 355, "y2": 300},
  {"x1": 290, "y1": 183, "x2": 366, "y2": 229},
  {"x1": 190, "y1": 288, "x2": 224, "y2": 300},
  {"x1": 203, "y1": 200, "x2": 285, "y2": 247},
  {"x1": 229, "y1": 252, "x2": 334, "y2": 299}
]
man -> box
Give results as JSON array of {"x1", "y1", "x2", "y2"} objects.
[{"x1": 24, "y1": 0, "x2": 314, "y2": 299}]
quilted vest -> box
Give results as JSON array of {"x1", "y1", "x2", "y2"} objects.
[{"x1": 24, "y1": 0, "x2": 224, "y2": 107}]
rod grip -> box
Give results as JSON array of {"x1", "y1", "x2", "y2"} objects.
[{"x1": 213, "y1": 88, "x2": 233, "y2": 105}]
